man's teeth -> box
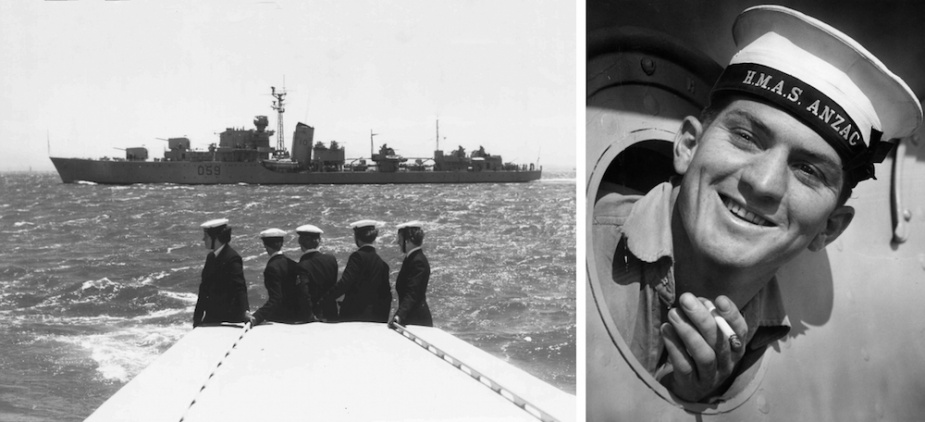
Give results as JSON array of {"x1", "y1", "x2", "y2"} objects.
[{"x1": 723, "y1": 197, "x2": 770, "y2": 226}]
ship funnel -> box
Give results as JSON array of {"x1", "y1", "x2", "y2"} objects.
[{"x1": 291, "y1": 122, "x2": 315, "y2": 164}]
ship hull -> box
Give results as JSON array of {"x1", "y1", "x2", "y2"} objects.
[{"x1": 50, "y1": 157, "x2": 542, "y2": 184}]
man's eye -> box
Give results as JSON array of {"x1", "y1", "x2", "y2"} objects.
[
  {"x1": 794, "y1": 163, "x2": 826, "y2": 185},
  {"x1": 730, "y1": 130, "x2": 758, "y2": 148}
]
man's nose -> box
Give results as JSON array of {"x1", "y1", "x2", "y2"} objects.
[{"x1": 740, "y1": 148, "x2": 788, "y2": 204}]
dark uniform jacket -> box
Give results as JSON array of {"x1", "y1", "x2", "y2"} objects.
[
  {"x1": 318, "y1": 245, "x2": 391, "y2": 323},
  {"x1": 253, "y1": 253, "x2": 313, "y2": 325},
  {"x1": 193, "y1": 245, "x2": 249, "y2": 327},
  {"x1": 395, "y1": 248, "x2": 433, "y2": 326},
  {"x1": 298, "y1": 250, "x2": 339, "y2": 321}
]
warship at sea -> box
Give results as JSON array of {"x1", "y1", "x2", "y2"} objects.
[{"x1": 50, "y1": 87, "x2": 542, "y2": 185}]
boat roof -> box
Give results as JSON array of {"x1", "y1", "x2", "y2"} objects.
[{"x1": 85, "y1": 322, "x2": 575, "y2": 422}]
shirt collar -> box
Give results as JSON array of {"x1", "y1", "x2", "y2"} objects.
[
  {"x1": 624, "y1": 181, "x2": 790, "y2": 337},
  {"x1": 213, "y1": 244, "x2": 226, "y2": 257},
  {"x1": 623, "y1": 182, "x2": 677, "y2": 264},
  {"x1": 300, "y1": 248, "x2": 319, "y2": 257},
  {"x1": 404, "y1": 246, "x2": 422, "y2": 258}
]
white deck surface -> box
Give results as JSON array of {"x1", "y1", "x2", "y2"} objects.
[{"x1": 85, "y1": 322, "x2": 574, "y2": 422}]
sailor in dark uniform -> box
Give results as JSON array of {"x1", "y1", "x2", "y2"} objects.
[
  {"x1": 316, "y1": 220, "x2": 391, "y2": 323},
  {"x1": 193, "y1": 218, "x2": 249, "y2": 327},
  {"x1": 295, "y1": 224, "x2": 339, "y2": 321},
  {"x1": 249, "y1": 228, "x2": 313, "y2": 326},
  {"x1": 390, "y1": 221, "x2": 433, "y2": 327}
]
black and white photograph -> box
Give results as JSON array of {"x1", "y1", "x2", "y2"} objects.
[
  {"x1": 0, "y1": 1, "x2": 575, "y2": 420},
  {"x1": 6, "y1": 0, "x2": 925, "y2": 420},
  {"x1": 587, "y1": 0, "x2": 925, "y2": 420}
]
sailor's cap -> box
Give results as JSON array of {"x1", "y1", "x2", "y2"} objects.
[
  {"x1": 711, "y1": 5, "x2": 923, "y2": 182},
  {"x1": 259, "y1": 228, "x2": 287, "y2": 239},
  {"x1": 201, "y1": 218, "x2": 229, "y2": 229},
  {"x1": 296, "y1": 224, "x2": 323, "y2": 235},
  {"x1": 396, "y1": 221, "x2": 424, "y2": 230},
  {"x1": 349, "y1": 220, "x2": 381, "y2": 230}
]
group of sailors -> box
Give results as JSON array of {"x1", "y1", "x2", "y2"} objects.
[{"x1": 192, "y1": 218, "x2": 432, "y2": 329}]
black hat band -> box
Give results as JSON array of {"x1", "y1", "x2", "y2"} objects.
[{"x1": 712, "y1": 63, "x2": 890, "y2": 179}]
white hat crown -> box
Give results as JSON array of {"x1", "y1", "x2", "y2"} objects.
[
  {"x1": 259, "y1": 228, "x2": 287, "y2": 238},
  {"x1": 201, "y1": 218, "x2": 229, "y2": 229},
  {"x1": 296, "y1": 224, "x2": 323, "y2": 234},
  {"x1": 730, "y1": 5, "x2": 921, "y2": 143},
  {"x1": 349, "y1": 219, "x2": 381, "y2": 229},
  {"x1": 397, "y1": 221, "x2": 424, "y2": 230}
]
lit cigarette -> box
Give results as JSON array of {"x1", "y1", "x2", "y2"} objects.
[{"x1": 705, "y1": 301, "x2": 742, "y2": 350}]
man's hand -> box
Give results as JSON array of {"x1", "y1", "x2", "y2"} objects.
[
  {"x1": 660, "y1": 293, "x2": 747, "y2": 402},
  {"x1": 389, "y1": 315, "x2": 401, "y2": 329}
]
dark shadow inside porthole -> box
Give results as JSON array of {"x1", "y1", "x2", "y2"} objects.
[{"x1": 596, "y1": 140, "x2": 677, "y2": 201}]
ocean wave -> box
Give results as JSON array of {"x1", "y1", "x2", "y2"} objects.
[
  {"x1": 30, "y1": 277, "x2": 191, "y2": 319},
  {"x1": 166, "y1": 244, "x2": 187, "y2": 253},
  {"x1": 159, "y1": 290, "x2": 198, "y2": 304},
  {"x1": 47, "y1": 323, "x2": 188, "y2": 383}
]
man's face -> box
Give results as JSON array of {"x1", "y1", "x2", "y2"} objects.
[
  {"x1": 395, "y1": 232, "x2": 406, "y2": 253},
  {"x1": 675, "y1": 98, "x2": 852, "y2": 275},
  {"x1": 202, "y1": 231, "x2": 212, "y2": 250}
]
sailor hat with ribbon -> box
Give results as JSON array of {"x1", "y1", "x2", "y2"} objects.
[
  {"x1": 259, "y1": 228, "x2": 287, "y2": 239},
  {"x1": 296, "y1": 224, "x2": 324, "y2": 235},
  {"x1": 710, "y1": 5, "x2": 923, "y2": 185}
]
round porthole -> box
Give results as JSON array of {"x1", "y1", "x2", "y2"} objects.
[{"x1": 586, "y1": 26, "x2": 770, "y2": 414}]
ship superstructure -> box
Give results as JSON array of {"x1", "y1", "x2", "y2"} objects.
[{"x1": 50, "y1": 88, "x2": 541, "y2": 185}]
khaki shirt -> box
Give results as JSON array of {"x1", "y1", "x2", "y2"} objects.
[{"x1": 591, "y1": 182, "x2": 790, "y2": 400}]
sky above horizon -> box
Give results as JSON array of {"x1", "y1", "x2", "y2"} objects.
[{"x1": 0, "y1": 0, "x2": 576, "y2": 172}]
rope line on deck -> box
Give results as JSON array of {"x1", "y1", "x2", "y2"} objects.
[
  {"x1": 178, "y1": 322, "x2": 252, "y2": 422},
  {"x1": 389, "y1": 322, "x2": 560, "y2": 422}
]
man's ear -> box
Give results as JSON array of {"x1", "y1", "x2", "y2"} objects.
[
  {"x1": 808, "y1": 205, "x2": 855, "y2": 251},
  {"x1": 673, "y1": 116, "x2": 703, "y2": 175}
]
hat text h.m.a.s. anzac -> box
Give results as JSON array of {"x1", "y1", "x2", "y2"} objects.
[{"x1": 710, "y1": 5, "x2": 923, "y2": 183}]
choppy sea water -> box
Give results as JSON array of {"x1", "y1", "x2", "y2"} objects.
[{"x1": 0, "y1": 171, "x2": 575, "y2": 421}]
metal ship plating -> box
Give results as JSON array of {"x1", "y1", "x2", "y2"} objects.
[{"x1": 50, "y1": 87, "x2": 541, "y2": 185}]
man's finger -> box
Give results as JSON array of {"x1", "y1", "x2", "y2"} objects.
[
  {"x1": 714, "y1": 295, "x2": 747, "y2": 356},
  {"x1": 678, "y1": 293, "x2": 721, "y2": 348},
  {"x1": 667, "y1": 306, "x2": 717, "y2": 384},
  {"x1": 700, "y1": 299, "x2": 736, "y2": 370},
  {"x1": 660, "y1": 322, "x2": 695, "y2": 377}
]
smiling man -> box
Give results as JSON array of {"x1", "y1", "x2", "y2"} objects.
[{"x1": 591, "y1": 5, "x2": 922, "y2": 403}]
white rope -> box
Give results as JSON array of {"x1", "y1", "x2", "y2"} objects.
[
  {"x1": 390, "y1": 322, "x2": 560, "y2": 422},
  {"x1": 178, "y1": 322, "x2": 252, "y2": 422}
]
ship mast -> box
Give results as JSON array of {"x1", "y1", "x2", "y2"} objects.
[
  {"x1": 271, "y1": 86, "x2": 287, "y2": 157},
  {"x1": 436, "y1": 119, "x2": 439, "y2": 151},
  {"x1": 370, "y1": 130, "x2": 377, "y2": 158}
]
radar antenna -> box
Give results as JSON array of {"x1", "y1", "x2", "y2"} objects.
[{"x1": 271, "y1": 85, "x2": 287, "y2": 157}]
